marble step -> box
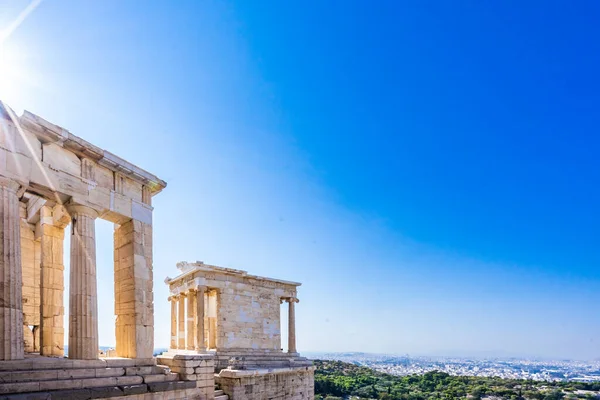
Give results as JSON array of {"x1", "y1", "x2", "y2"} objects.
[
  {"x1": 215, "y1": 389, "x2": 224, "y2": 396},
  {"x1": 0, "y1": 358, "x2": 156, "y2": 372},
  {"x1": 0, "y1": 380, "x2": 197, "y2": 399},
  {"x1": 0, "y1": 366, "x2": 168, "y2": 383},
  {"x1": 215, "y1": 395, "x2": 229, "y2": 400},
  {"x1": 0, "y1": 373, "x2": 178, "y2": 394}
]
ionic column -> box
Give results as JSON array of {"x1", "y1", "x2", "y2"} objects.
[
  {"x1": 67, "y1": 204, "x2": 99, "y2": 360},
  {"x1": 178, "y1": 293, "x2": 186, "y2": 349},
  {"x1": 170, "y1": 296, "x2": 177, "y2": 349},
  {"x1": 0, "y1": 178, "x2": 24, "y2": 360},
  {"x1": 196, "y1": 286, "x2": 206, "y2": 352},
  {"x1": 187, "y1": 290, "x2": 196, "y2": 350},
  {"x1": 287, "y1": 297, "x2": 299, "y2": 354}
]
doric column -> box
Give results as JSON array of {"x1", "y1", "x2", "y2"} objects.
[
  {"x1": 66, "y1": 204, "x2": 99, "y2": 360},
  {"x1": 287, "y1": 297, "x2": 299, "y2": 354},
  {"x1": 0, "y1": 178, "x2": 24, "y2": 360},
  {"x1": 170, "y1": 296, "x2": 177, "y2": 349},
  {"x1": 178, "y1": 293, "x2": 186, "y2": 349},
  {"x1": 114, "y1": 219, "x2": 154, "y2": 358},
  {"x1": 187, "y1": 290, "x2": 196, "y2": 350},
  {"x1": 40, "y1": 205, "x2": 67, "y2": 356},
  {"x1": 196, "y1": 287, "x2": 206, "y2": 352}
]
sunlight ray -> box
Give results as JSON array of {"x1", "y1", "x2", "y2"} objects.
[{"x1": 0, "y1": 0, "x2": 43, "y2": 45}]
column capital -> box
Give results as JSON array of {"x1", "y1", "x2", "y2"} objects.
[
  {"x1": 168, "y1": 295, "x2": 179, "y2": 302},
  {"x1": 65, "y1": 203, "x2": 99, "y2": 219},
  {"x1": 281, "y1": 296, "x2": 299, "y2": 304},
  {"x1": 0, "y1": 176, "x2": 23, "y2": 193}
]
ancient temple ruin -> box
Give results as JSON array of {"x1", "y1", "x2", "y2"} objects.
[
  {"x1": 0, "y1": 102, "x2": 315, "y2": 399},
  {"x1": 161, "y1": 261, "x2": 315, "y2": 400},
  {"x1": 0, "y1": 103, "x2": 165, "y2": 361}
]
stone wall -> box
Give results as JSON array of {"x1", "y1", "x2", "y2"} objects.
[
  {"x1": 157, "y1": 354, "x2": 215, "y2": 400},
  {"x1": 218, "y1": 281, "x2": 283, "y2": 351},
  {"x1": 216, "y1": 366, "x2": 315, "y2": 400}
]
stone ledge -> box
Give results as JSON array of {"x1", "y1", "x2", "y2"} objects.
[
  {"x1": 0, "y1": 381, "x2": 199, "y2": 399},
  {"x1": 217, "y1": 366, "x2": 316, "y2": 379}
]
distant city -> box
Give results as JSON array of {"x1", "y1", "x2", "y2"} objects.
[{"x1": 306, "y1": 352, "x2": 600, "y2": 382}]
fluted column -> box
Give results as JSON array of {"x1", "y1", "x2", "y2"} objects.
[
  {"x1": 170, "y1": 296, "x2": 177, "y2": 349},
  {"x1": 287, "y1": 297, "x2": 299, "y2": 354},
  {"x1": 187, "y1": 290, "x2": 196, "y2": 350},
  {"x1": 0, "y1": 178, "x2": 24, "y2": 360},
  {"x1": 178, "y1": 293, "x2": 186, "y2": 349},
  {"x1": 67, "y1": 204, "x2": 99, "y2": 360},
  {"x1": 196, "y1": 287, "x2": 206, "y2": 352}
]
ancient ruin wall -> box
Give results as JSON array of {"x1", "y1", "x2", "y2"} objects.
[{"x1": 216, "y1": 367, "x2": 315, "y2": 400}]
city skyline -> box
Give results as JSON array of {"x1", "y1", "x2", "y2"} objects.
[{"x1": 1, "y1": 0, "x2": 599, "y2": 360}]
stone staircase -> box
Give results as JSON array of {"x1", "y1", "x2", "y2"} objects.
[
  {"x1": 215, "y1": 386, "x2": 229, "y2": 400},
  {"x1": 0, "y1": 357, "x2": 197, "y2": 399}
]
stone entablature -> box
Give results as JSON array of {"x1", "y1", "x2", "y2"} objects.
[
  {"x1": 165, "y1": 262, "x2": 300, "y2": 355},
  {"x1": 0, "y1": 101, "x2": 166, "y2": 361}
]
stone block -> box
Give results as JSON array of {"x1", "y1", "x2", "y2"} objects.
[
  {"x1": 39, "y1": 379, "x2": 83, "y2": 391},
  {"x1": 88, "y1": 386, "x2": 123, "y2": 398},
  {"x1": 0, "y1": 392, "x2": 52, "y2": 399},
  {"x1": 147, "y1": 382, "x2": 175, "y2": 393},
  {"x1": 115, "y1": 376, "x2": 143, "y2": 386},
  {"x1": 120, "y1": 384, "x2": 147, "y2": 396},
  {"x1": 131, "y1": 201, "x2": 152, "y2": 225},
  {"x1": 42, "y1": 143, "x2": 80, "y2": 176},
  {"x1": 48, "y1": 389, "x2": 92, "y2": 400},
  {"x1": 95, "y1": 368, "x2": 125, "y2": 378},
  {"x1": 104, "y1": 359, "x2": 136, "y2": 368},
  {"x1": 124, "y1": 367, "x2": 155, "y2": 376}
]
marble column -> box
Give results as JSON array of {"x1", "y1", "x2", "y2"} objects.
[
  {"x1": 67, "y1": 204, "x2": 99, "y2": 360},
  {"x1": 170, "y1": 296, "x2": 177, "y2": 349},
  {"x1": 187, "y1": 290, "x2": 196, "y2": 350},
  {"x1": 178, "y1": 294, "x2": 186, "y2": 349},
  {"x1": 288, "y1": 297, "x2": 299, "y2": 354},
  {"x1": 40, "y1": 205, "x2": 66, "y2": 356},
  {"x1": 0, "y1": 178, "x2": 24, "y2": 360},
  {"x1": 195, "y1": 287, "x2": 206, "y2": 352}
]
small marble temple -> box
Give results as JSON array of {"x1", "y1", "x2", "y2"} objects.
[{"x1": 0, "y1": 102, "x2": 314, "y2": 399}]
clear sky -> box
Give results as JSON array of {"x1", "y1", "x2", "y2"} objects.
[{"x1": 1, "y1": 0, "x2": 599, "y2": 360}]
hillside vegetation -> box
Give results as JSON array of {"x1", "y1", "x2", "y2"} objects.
[{"x1": 314, "y1": 360, "x2": 600, "y2": 400}]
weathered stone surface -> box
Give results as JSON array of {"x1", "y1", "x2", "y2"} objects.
[
  {"x1": 88, "y1": 386, "x2": 123, "y2": 398},
  {"x1": 120, "y1": 385, "x2": 147, "y2": 396},
  {"x1": 0, "y1": 178, "x2": 25, "y2": 361},
  {"x1": 47, "y1": 389, "x2": 91, "y2": 400},
  {"x1": 114, "y1": 220, "x2": 154, "y2": 359},
  {"x1": 39, "y1": 205, "x2": 66, "y2": 357},
  {"x1": 216, "y1": 366, "x2": 315, "y2": 400},
  {"x1": 66, "y1": 204, "x2": 99, "y2": 360},
  {"x1": 146, "y1": 382, "x2": 175, "y2": 393}
]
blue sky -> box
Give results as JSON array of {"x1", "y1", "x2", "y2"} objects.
[{"x1": 1, "y1": 0, "x2": 599, "y2": 360}]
